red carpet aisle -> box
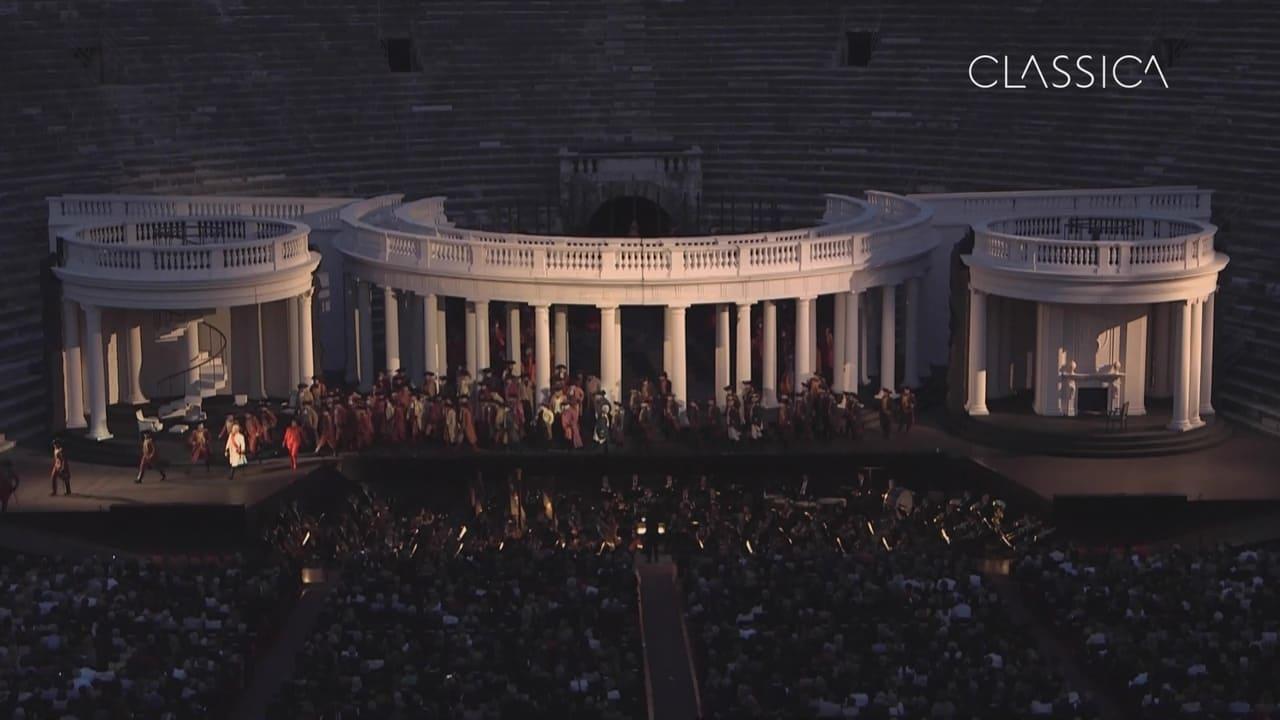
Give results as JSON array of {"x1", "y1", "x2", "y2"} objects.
[
  {"x1": 232, "y1": 577, "x2": 339, "y2": 720},
  {"x1": 637, "y1": 562, "x2": 701, "y2": 720}
]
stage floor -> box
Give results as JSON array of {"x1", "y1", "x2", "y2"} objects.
[
  {"x1": 974, "y1": 431, "x2": 1280, "y2": 502},
  {"x1": 3, "y1": 448, "x2": 308, "y2": 514},
  {"x1": 5, "y1": 412, "x2": 1280, "y2": 513},
  {"x1": 974, "y1": 395, "x2": 1180, "y2": 436}
]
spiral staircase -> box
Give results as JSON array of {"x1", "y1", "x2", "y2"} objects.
[{"x1": 153, "y1": 313, "x2": 229, "y2": 421}]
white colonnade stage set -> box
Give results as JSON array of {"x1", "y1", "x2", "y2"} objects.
[{"x1": 47, "y1": 185, "x2": 1224, "y2": 440}]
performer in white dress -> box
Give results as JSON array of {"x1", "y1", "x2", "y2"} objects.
[{"x1": 225, "y1": 422, "x2": 248, "y2": 480}]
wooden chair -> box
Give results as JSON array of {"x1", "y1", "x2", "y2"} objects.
[
  {"x1": 135, "y1": 408, "x2": 163, "y2": 434},
  {"x1": 1105, "y1": 401, "x2": 1129, "y2": 432}
]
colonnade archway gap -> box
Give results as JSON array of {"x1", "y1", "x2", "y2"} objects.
[{"x1": 586, "y1": 196, "x2": 673, "y2": 237}]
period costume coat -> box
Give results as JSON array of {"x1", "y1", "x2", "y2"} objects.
[{"x1": 226, "y1": 430, "x2": 248, "y2": 468}]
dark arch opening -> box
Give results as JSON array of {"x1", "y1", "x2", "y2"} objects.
[{"x1": 586, "y1": 196, "x2": 673, "y2": 237}]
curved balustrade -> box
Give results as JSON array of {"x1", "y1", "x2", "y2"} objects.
[
  {"x1": 914, "y1": 186, "x2": 1213, "y2": 226},
  {"x1": 58, "y1": 216, "x2": 313, "y2": 282},
  {"x1": 972, "y1": 213, "x2": 1219, "y2": 277},
  {"x1": 341, "y1": 191, "x2": 934, "y2": 284},
  {"x1": 48, "y1": 193, "x2": 356, "y2": 231},
  {"x1": 392, "y1": 195, "x2": 451, "y2": 229}
]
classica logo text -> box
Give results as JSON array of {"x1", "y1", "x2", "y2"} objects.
[{"x1": 968, "y1": 54, "x2": 1169, "y2": 89}]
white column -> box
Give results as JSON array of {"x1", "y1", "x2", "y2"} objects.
[
  {"x1": 437, "y1": 301, "x2": 448, "y2": 376},
  {"x1": 845, "y1": 291, "x2": 859, "y2": 393},
  {"x1": 662, "y1": 306, "x2": 673, "y2": 375},
  {"x1": 106, "y1": 331, "x2": 119, "y2": 406},
  {"x1": 287, "y1": 297, "x2": 301, "y2": 389},
  {"x1": 383, "y1": 286, "x2": 401, "y2": 373},
  {"x1": 794, "y1": 297, "x2": 813, "y2": 392},
  {"x1": 1188, "y1": 298, "x2": 1204, "y2": 428},
  {"x1": 880, "y1": 285, "x2": 897, "y2": 392},
  {"x1": 62, "y1": 300, "x2": 87, "y2": 429},
  {"x1": 736, "y1": 303, "x2": 752, "y2": 391},
  {"x1": 762, "y1": 300, "x2": 777, "y2": 406},
  {"x1": 507, "y1": 303, "x2": 522, "y2": 375},
  {"x1": 83, "y1": 305, "x2": 112, "y2": 441},
  {"x1": 715, "y1": 304, "x2": 730, "y2": 405},
  {"x1": 408, "y1": 296, "x2": 423, "y2": 382},
  {"x1": 534, "y1": 304, "x2": 551, "y2": 403},
  {"x1": 554, "y1": 305, "x2": 569, "y2": 370},
  {"x1": 859, "y1": 298, "x2": 871, "y2": 385},
  {"x1": 669, "y1": 305, "x2": 688, "y2": 411},
  {"x1": 127, "y1": 322, "x2": 147, "y2": 405},
  {"x1": 356, "y1": 281, "x2": 373, "y2": 392},
  {"x1": 598, "y1": 306, "x2": 614, "y2": 398},
  {"x1": 475, "y1": 300, "x2": 490, "y2": 371},
  {"x1": 465, "y1": 301, "x2": 478, "y2": 376},
  {"x1": 185, "y1": 319, "x2": 200, "y2": 391},
  {"x1": 1200, "y1": 293, "x2": 1215, "y2": 416},
  {"x1": 299, "y1": 289, "x2": 315, "y2": 383},
  {"x1": 1124, "y1": 312, "x2": 1148, "y2": 416},
  {"x1": 613, "y1": 306, "x2": 622, "y2": 398},
  {"x1": 423, "y1": 293, "x2": 439, "y2": 377},
  {"x1": 966, "y1": 288, "x2": 989, "y2": 416},
  {"x1": 255, "y1": 304, "x2": 267, "y2": 399},
  {"x1": 1169, "y1": 300, "x2": 1194, "y2": 431},
  {"x1": 599, "y1": 306, "x2": 618, "y2": 401},
  {"x1": 833, "y1": 293, "x2": 846, "y2": 392},
  {"x1": 903, "y1": 277, "x2": 921, "y2": 388},
  {"x1": 1033, "y1": 302, "x2": 1055, "y2": 416},
  {"x1": 809, "y1": 297, "x2": 819, "y2": 380}
]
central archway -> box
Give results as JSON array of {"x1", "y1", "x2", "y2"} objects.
[{"x1": 586, "y1": 196, "x2": 673, "y2": 237}]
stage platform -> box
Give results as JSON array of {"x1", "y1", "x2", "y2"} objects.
[
  {"x1": 10, "y1": 410, "x2": 1280, "y2": 504},
  {"x1": 54, "y1": 397, "x2": 297, "y2": 468},
  {"x1": 2, "y1": 448, "x2": 306, "y2": 514},
  {"x1": 5, "y1": 403, "x2": 1280, "y2": 551},
  {"x1": 949, "y1": 396, "x2": 1231, "y2": 458}
]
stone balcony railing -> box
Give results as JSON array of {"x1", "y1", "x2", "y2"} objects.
[
  {"x1": 47, "y1": 193, "x2": 356, "y2": 233},
  {"x1": 972, "y1": 213, "x2": 1219, "y2": 277},
  {"x1": 57, "y1": 216, "x2": 313, "y2": 282},
  {"x1": 912, "y1": 186, "x2": 1213, "y2": 225},
  {"x1": 392, "y1": 196, "x2": 452, "y2": 229},
  {"x1": 341, "y1": 191, "x2": 934, "y2": 284}
]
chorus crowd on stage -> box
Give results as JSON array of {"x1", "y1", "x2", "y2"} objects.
[{"x1": 181, "y1": 361, "x2": 919, "y2": 472}]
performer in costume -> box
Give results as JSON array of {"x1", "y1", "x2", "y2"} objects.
[
  {"x1": 315, "y1": 405, "x2": 338, "y2": 456},
  {"x1": 50, "y1": 440, "x2": 71, "y2": 496},
  {"x1": 460, "y1": 402, "x2": 478, "y2": 448},
  {"x1": 283, "y1": 419, "x2": 304, "y2": 470},
  {"x1": 225, "y1": 423, "x2": 248, "y2": 480},
  {"x1": 244, "y1": 412, "x2": 263, "y2": 460},
  {"x1": 136, "y1": 431, "x2": 167, "y2": 484},
  {"x1": 656, "y1": 372, "x2": 672, "y2": 398},
  {"x1": 536, "y1": 401, "x2": 556, "y2": 447},
  {"x1": 188, "y1": 422, "x2": 211, "y2": 471},
  {"x1": 259, "y1": 404, "x2": 278, "y2": 446},
  {"x1": 724, "y1": 387, "x2": 743, "y2": 443},
  {"x1": 898, "y1": 387, "x2": 916, "y2": 433},
  {"x1": 594, "y1": 397, "x2": 612, "y2": 450},
  {"x1": 562, "y1": 400, "x2": 583, "y2": 449},
  {"x1": 443, "y1": 400, "x2": 458, "y2": 446},
  {"x1": 877, "y1": 387, "x2": 894, "y2": 440}
]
